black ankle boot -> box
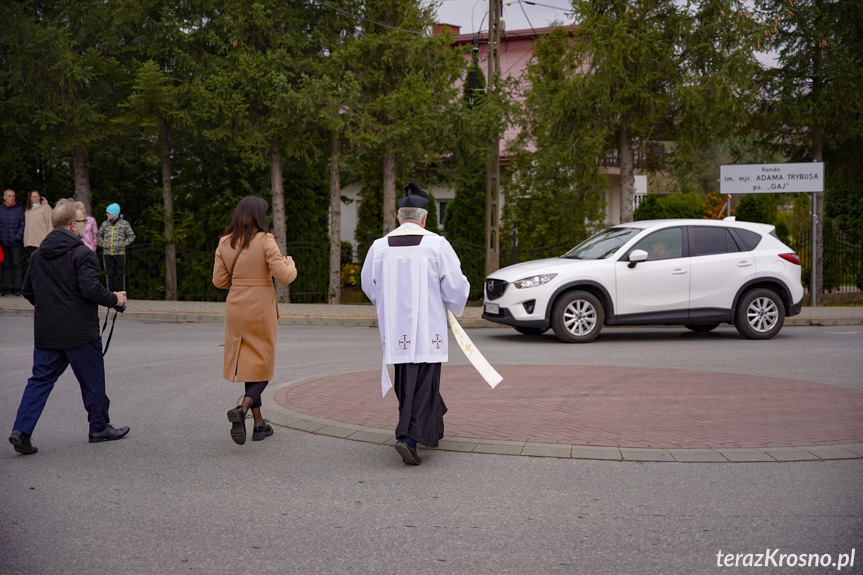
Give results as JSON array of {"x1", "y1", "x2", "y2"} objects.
[
  {"x1": 252, "y1": 421, "x2": 273, "y2": 441},
  {"x1": 227, "y1": 406, "x2": 246, "y2": 445}
]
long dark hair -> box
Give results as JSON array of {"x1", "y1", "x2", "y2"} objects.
[
  {"x1": 224, "y1": 196, "x2": 269, "y2": 249},
  {"x1": 25, "y1": 190, "x2": 40, "y2": 211}
]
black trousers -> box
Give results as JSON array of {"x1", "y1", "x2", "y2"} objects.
[
  {"x1": 394, "y1": 362, "x2": 446, "y2": 448},
  {"x1": 244, "y1": 381, "x2": 269, "y2": 409},
  {"x1": 1, "y1": 244, "x2": 23, "y2": 293},
  {"x1": 103, "y1": 254, "x2": 126, "y2": 292}
]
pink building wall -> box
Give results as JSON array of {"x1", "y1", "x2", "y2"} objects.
[{"x1": 452, "y1": 25, "x2": 579, "y2": 158}]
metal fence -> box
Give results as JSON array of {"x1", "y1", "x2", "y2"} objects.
[
  {"x1": 788, "y1": 230, "x2": 863, "y2": 293},
  {"x1": 122, "y1": 241, "x2": 331, "y2": 302},
  {"x1": 111, "y1": 229, "x2": 861, "y2": 302}
]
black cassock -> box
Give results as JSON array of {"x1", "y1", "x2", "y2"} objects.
[{"x1": 394, "y1": 362, "x2": 447, "y2": 448}]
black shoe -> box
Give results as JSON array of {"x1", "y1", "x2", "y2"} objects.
[
  {"x1": 252, "y1": 421, "x2": 274, "y2": 441},
  {"x1": 9, "y1": 430, "x2": 37, "y2": 455},
  {"x1": 88, "y1": 423, "x2": 130, "y2": 443},
  {"x1": 395, "y1": 440, "x2": 422, "y2": 465},
  {"x1": 227, "y1": 406, "x2": 246, "y2": 445}
]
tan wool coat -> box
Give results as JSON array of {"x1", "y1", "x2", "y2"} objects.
[
  {"x1": 24, "y1": 203, "x2": 54, "y2": 248},
  {"x1": 213, "y1": 232, "x2": 297, "y2": 382}
]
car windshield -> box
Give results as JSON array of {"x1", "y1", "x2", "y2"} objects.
[{"x1": 561, "y1": 227, "x2": 644, "y2": 260}]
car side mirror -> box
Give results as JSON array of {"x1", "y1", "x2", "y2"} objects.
[{"x1": 628, "y1": 249, "x2": 648, "y2": 268}]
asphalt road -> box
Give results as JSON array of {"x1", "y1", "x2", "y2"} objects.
[{"x1": 1, "y1": 317, "x2": 862, "y2": 574}]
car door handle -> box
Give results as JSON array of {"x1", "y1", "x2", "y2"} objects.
[
  {"x1": 736, "y1": 261, "x2": 753, "y2": 267},
  {"x1": 671, "y1": 269, "x2": 687, "y2": 275}
]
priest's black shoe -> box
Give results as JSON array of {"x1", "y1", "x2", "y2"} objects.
[
  {"x1": 252, "y1": 421, "x2": 274, "y2": 441},
  {"x1": 227, "y1": 406, "x2": 247, "y2": 445},
  {"x1": 395, "y1": 440, "x2": 422, "y2": 465},
  {"x1": 88, "y1": 424, "x2": 130, "y2": 443},
  {"x1": 9, "y1": 430, "x2": 38, "y2": 455}
]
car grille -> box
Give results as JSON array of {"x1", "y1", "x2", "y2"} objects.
[{"x1": 485, "y1": 278, "x2": 508, "y2": 301}]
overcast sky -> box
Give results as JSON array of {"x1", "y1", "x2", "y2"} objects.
[{"x1": 430, "y1": 0, "x2": 572, "y2": 35}]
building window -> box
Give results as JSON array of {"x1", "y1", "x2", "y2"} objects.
[{"x1": 438, "y1": 201, "x2": 448, "y2": 230}]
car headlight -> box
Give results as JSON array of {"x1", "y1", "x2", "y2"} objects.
[{"x1": 513, "y1": 274, "x2": 557, "y2": 289}]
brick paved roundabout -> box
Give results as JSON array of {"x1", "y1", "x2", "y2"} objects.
[{"x1": 270, "y1": 365, "x2": 863, "y2": 462}]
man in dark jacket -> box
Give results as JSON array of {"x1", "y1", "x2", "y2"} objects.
[
  {"x1": 0, "y1": 189, "x2": 25, "y2": 295},
  {"x1": 9, "y1": 199, "x2": 130, "y2": 455}
]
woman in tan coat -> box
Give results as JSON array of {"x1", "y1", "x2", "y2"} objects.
[
  {"x1": 213, "y1": 197, "x2": 297, "y2": 445},
  {"x1": 23, "y1": 191, "x2": 53, "y2": 255}
]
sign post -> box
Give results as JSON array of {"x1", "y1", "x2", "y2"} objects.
[{"x1": 720, "y1": 163, "x2": 824, "y2": 307}]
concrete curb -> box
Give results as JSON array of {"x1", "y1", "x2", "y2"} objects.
[
  {"x1": 3, "y1": 305, "x2": 862, "y2": 328},
  {"x1": 261, "y1": 380, "x2": 863, "y2": 463},
  {"x1": 0, "y1": 305, "x2": 505, "y2": 329}
]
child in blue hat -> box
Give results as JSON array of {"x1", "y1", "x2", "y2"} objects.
[{"x1": 97, "y1": 203, "x2": 136, "y2": 291}]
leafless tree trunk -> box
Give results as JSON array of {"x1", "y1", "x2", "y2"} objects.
[
  {"x1": 73, "y1": 146, "x2": 91, "y2": 215},
  {"x1": 270, "y1": 147, "x2": 290, "y2": 303},
  {"x1": 161, "y1": 125, "x2": 177, "y2": 301},
  {"x1": 619, "y1": 125, "x2": 635, "y2": 224},
  {"x1": 382, "y1": 153, "x2": 397, "y2": 235},
  {"x1": 328, "y1": 133, "x2": 341, "y2": 305}
]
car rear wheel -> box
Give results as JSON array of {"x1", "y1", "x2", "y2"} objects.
[
  {"x1": 685, "y1": 323, "x2": 720, "y2": 333},
  {"x1": 551, "y1": 290, "x2": 604, "y2": 343},
  {"x1": 734, "y1": 288, "x2": 785, "y2": 340},
  {"x1": 514, "y1": 326, "x2": 548, "y2": 336}
]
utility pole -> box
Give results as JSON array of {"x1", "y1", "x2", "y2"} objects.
[{"x1": 485, "y1": 0, "x2": 502, "y2": 277}]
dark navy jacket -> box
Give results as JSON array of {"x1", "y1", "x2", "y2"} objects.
[
  {"x1": 0, "y1": 202, "x2": 25, "y2": 246},
  {"x1": 23, "y1": 228, "x2": 118, "y2": 349}
]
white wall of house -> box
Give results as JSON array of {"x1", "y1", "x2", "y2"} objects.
[
  {"x1": 604, "y1": 174, "x2": 648, "y2": 226},
  {"x1": 339, "y1": 183, "x2": 456, "y2": 254}
]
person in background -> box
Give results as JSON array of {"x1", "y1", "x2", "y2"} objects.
[
  {"x1": 97, "y1": 202, "x2": 135, "y2": 291},
  {"x1": 213, "y1": 196, "x2": 297, "y2": 445},
  {"x1": 74, "y1": 201, "x2": 98, "y2": 253},
  {"x1": 0, "y1": 189, "x2": 25, "y2": 295},
  {"x1": 9, "y1": 199, "x2": 129, "y2": 455},
  {"x1": 23, "y1": 190, "x2": 52, "y2": 256}
]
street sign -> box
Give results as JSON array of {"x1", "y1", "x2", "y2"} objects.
[{"x1": 720, "y1": 162, "x2": 824, "y2": 194}]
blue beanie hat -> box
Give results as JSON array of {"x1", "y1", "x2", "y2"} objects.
[{"x1": 106, "y1": 203, "x2": 121, "y2": 218}]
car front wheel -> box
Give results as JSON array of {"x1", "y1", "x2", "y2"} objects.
[
  {"x1": 551, "y1": 290, "x2": 604, "y2": 343},
  {"x1": 734, "y1": 288, "x2": 785, "y2": 340}
]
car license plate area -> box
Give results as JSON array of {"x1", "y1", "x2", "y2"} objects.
[{"x1": 485, "y1": 302, "x2": 500, "y2": 315}]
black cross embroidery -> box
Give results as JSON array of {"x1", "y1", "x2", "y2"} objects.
[
  {"x1": 399, "y1": 335, "x2": 411, "y2": 349},
  {"x1": 432, "y1": 334, "x2": 443, "y2": 349}
]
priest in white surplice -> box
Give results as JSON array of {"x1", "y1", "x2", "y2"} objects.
[{"x1": 361, "y1": 182, "x2": 470, "y2": 466}]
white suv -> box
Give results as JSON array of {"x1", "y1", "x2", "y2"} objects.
[{"x1": 482, "y1": 219, "x2": 805, "y2": 342}]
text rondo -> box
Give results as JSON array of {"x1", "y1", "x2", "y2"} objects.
[{"x1": 720, "y1": 162, "x2": 824, "y2": 194}]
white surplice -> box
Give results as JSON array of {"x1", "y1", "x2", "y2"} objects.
[{"x1": 361, "y1": 222, "x2": 470, "y2": 397}]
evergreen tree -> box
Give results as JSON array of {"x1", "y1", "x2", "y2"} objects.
[
  {"x1": 196, "y1": 0, "x2": 327, "y2": 301},
  {"x1": 0, "y1": 0, "x2": 130, "y2": 211},
  {"x1": 755, "y1": 0, "x2": 863, "y2": 301},
  {"x1": 445, "y1": 63, "x2": 490, "y2": 248},
  {"x1": 513, "y1": 1, "x2": 760, "y2": 231},
  {"x1": 341, "y1": 0, "x2": 465, "y2": 236},
  {"x1": 506, "y1": 27, "x2": 606, "y2": 250}
]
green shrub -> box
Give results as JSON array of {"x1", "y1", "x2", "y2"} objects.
[
  {"x1": 735, "y1": 194, "x2": 777, "y2": 225},
  {"x1": 633, "y1": 195, "x2": 666, "y2": 220}
]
